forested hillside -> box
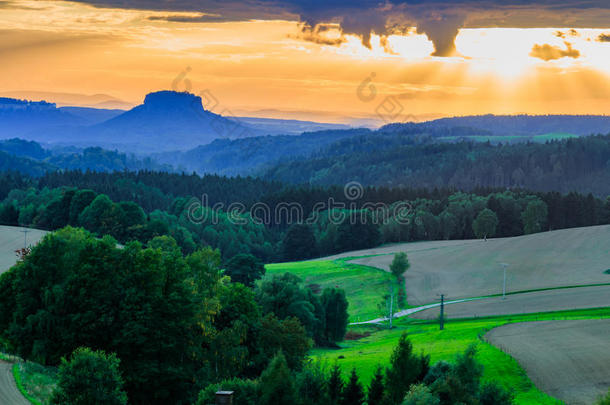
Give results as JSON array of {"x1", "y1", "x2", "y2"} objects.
[
  {"x1": 264, "y1": 134, "x2": 610, "y2": 196},
  {"x1": 0, "y1": 138, "x2": 171, "y2": 174}
]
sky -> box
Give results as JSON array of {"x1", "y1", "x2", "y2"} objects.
[{"x1": 2, "y1": 0, "x2": 610, "y2": 124}]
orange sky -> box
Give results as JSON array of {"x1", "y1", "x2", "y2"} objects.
[{"x1": 1, "y1": 0, "x2": 610, "y2": 124}]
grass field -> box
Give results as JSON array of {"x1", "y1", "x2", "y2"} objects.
[
  {"x1": 265, "y1": 259, "x2": 403, "y2": 323},
  {"x1": 313, "y1": 308, "x2": 610, "y2": 404},
  {"x1": 0, "y1": 226, "x2": 47, "y2": 274},
  {"x1": 348, "y1": 225, "x2": 610, "y2": 305}
]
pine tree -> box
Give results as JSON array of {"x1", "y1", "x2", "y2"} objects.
[
  {"x1": 341, "y1": 368, "x2": 364, "y2": 405},
  {"x1": 367, "y1": 365, "x2": 385, "y2": 405},
  {"x1": 259, "y1": 352, "x2": 296, "y2": 405},
  {"x1": 384, "y1": 333, "x2": 422, "y2": 404},
  {"x1": 327, "y1": 363, "x2": 344, "y2": 405}
]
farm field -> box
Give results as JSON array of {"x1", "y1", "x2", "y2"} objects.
[
  {"x1": 314, "y1": 308, "x2": 610, "y2": 404},
  {"x1": 345, "y1": 225, "x2": 610, "y2": 305},
  {"x1": 0, "y1": 226, "x2": 47, "y2": 274},
  {"x1": 413, "y1": 285, "x2": 610, "y2": 320},
  {"x1": 265, "y1": 259, "x2": 402, "y2": 322},
  {"x1": 486, "y1": 319, "x2": 610, "y2": 405}
]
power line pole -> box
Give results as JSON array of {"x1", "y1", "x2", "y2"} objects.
[
  {"x1": 388, "y1": 284, "x2": 394, "y2": 329},
  {"x1": 20, "y1": 229, "x2": 30, "y2": 249},
  {"x1": 438, "y1": 294, "x2": 445, "y2": 330}
]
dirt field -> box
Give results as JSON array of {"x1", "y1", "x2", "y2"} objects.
[
  {"x1": 486, "y1": 319, "x2": 610, "y2": 405},
  {"x1": 340, "y1": 225, "x2": 610, "y2": 305},
  {"x1": 412, "y1": 285, "x2": 610, "y2": 320},
  {"x1": 0, "y1": 226, "x2": 47, "y2": 273}
]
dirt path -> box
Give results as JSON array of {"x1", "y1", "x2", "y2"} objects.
[
  {"x1": 0, "y1": 361, "x2": 29, "y2": 405},
  {"x1": 412, "y1": 285, "x2": 610, "y2": 320},
  {"x1": 486, "y1": 319, "x2": 610, "y2": 405}
]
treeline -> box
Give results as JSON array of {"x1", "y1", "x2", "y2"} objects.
[
  {"x1": 0, "y1": 138, "x2": 171, "y2": 175},
  {"x1": 1, "y1": 171, "x2": 609, "y2": 262},
  {"x1": 263, "y1": 134, "x2": 610, "y2": 196},
  {"x1": 198, "y1": 335, "x2": 513, "y2": 405},
  {"x1": 0, "y1": 227, "x2": 350, "y2": 404}
]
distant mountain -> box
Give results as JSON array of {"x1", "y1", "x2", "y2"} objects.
[
  {"x1": 80, "y1": 91, "x2": 260, "y2": 152},
  {"x1": 0, "y1": 98, "x2": 85, "y2": 137},
  {"x1": 382, "y1": 114, "x2": 610, "y2": 136},
  {"x1": 59, "y1": 107, "x2": 125, "y2": 125},
  {"x1": 230, "y1": 116, "x2": 351, "y2": 135},
  {"x1": 0, "y1": 91, "x2": 133, "y2": 110}
]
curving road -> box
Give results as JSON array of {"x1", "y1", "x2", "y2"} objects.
[{"x1": 0, "y1": 361, "x2": 29, "y2": 405}]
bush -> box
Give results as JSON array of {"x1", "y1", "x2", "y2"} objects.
[
  {"x1": 478, "y1": 381, "x2": 514, "y2": 405},
  {"x1": 402, "y1": 384, "x2": 440, "y2": 405},
  {"x1": 51, "y1": 347, "x2": 127, "y2": 405}
]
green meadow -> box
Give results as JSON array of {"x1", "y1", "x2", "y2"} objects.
[
  {"x1": 312, "y1": 308, "x2": 610, "y2": 404},
  {"x1": 265, "y1": 259, "x2": 402, "y2": 323}
]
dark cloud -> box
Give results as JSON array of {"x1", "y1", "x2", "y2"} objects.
[
  {"x1": 529, "y1": 41, "x2": 580, "y2": 61},
  {"x1": 598, "y1": 33, "x2": 610, "y2": 42},
  {"x1": 69, "y1": 1, "x2": 610, "y2": 57}
]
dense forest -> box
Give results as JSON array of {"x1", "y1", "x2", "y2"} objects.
[
  {"x1": 263, "y1": 134, "x2": 610, "y2": 196},
  {"x1": 1, "y1": 171, "x2": 608, "y2": 263}
]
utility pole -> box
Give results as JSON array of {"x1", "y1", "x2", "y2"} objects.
[
  {"x1": 20, "y1": 229, "x2": 30, "y2": 249},
  {"x1": 499, "y1": 263, "x2": 509, "y2": 299},
  {"x1": 388, "y1": 284, "x2": 394, "y2": 329},
  {"x1": 438, "y1": 294, "x2": 445, "y2": 330}
]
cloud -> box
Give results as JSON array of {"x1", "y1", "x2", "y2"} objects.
[
  {"x1": 68, "y1": 1, "x2": 610, "y2": 57},
  {"x1": 529, "y1": 41, "x2": 580, "y2": 61},
  {"x1": 597, "y1": 33, "x2": 610, "y2": 42},
  {"x1": 298, "y1": 23, "x2": 346, "y2": 46}
]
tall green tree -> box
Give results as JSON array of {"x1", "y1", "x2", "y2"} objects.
[
  {"x1": 390, "y1": 252, "x2": 410, "y2": 279},
  {"x1": 259, "y1": 352, "x2": 296, "y2": 405},
  {"x1": 51, "y1": 347, "x2": 127, "y2": 405},
  {"x1": 367, "y1": 365, "x2": 385, "y2": 405},
  {"x1": 341, "y1": 368, "x2": 365, "y2": 405},
  {"x1": 225, "y1": 253, "x2": 266, "y2": 287},
  {"x1": 521, "y1": 200, "x2": 548, "y2": 234},
  {"x1": 472, "y1": 208, "x2": 499, "y2": 240},
  {"x1": 327, "y1": 363, "x2": 344, "y2": 405},
  {"x1": 255, "y1": 273, "x2": 323, "y2": 341},
  {"x1": 295, "y1": 361, "x2": 329, "y2": 405},
  {"x1": 384, "y1": 333, "x2": 424, "y2": 404},
  {"x1": 283, "y1": 223, "x2": 318, "y2": 261},
  {"x1": 321, "y1": 288, "x2": 349, "y2": 343}
]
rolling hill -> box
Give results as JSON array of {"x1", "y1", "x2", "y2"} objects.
[{"x1": 324, "y1": 225, "x2": 610, "y2": 305}]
